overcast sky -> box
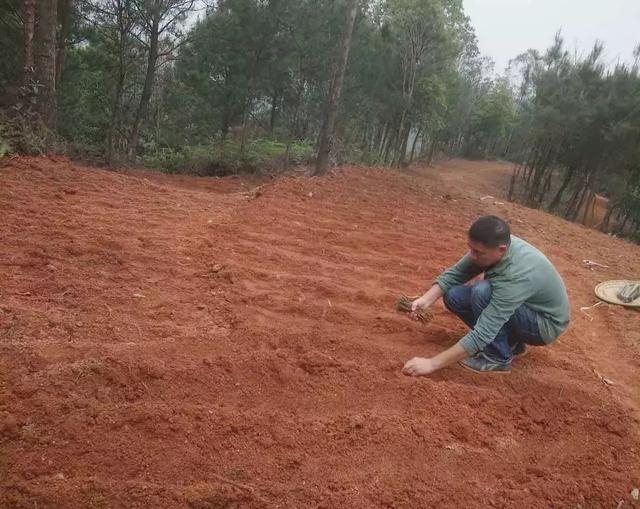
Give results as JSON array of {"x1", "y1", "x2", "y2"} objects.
[{"x1": 463, "y1": 0, "x2": 640, "y2": 73}]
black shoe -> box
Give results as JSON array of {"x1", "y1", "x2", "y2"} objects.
[{"x1": 459, "y1": 353, "x2": 512, "y2": 374}]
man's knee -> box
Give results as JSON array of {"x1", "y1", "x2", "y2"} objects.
[
  {"x1": 443, "y1": 285, "x2": 469, "y2": 312},
  {"x1": 470, "y1": 280, "x2": 492, "y2": 308}
]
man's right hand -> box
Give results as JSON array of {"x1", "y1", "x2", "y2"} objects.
[
  {"x1": 409, "y1": 284, "x2": 444, "y2": 319},
  {"x1": 410, "y1": 295, "x2": 431, "y2": 318}
]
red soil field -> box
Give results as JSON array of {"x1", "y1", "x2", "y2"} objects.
[{"x1": 1, "y1": 156, "x2": 639, "y2": 508}]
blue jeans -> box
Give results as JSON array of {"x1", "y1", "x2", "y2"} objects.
[{"x1": 443, "y1": 280, "x2": 545, "y2": 363}]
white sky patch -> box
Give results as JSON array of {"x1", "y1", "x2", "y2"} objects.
[{"x1": 464, "y1": 0, "x2": 640, "y2": 73}]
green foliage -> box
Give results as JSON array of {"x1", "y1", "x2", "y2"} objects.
[
  {"x1": 0, "y1": 126, "x2": 13, "y2": 157},
  {"x1": 143, "y1": 138, "x2": 315, "y2": 175},
  {"x1": 58, "y1": 38, "x2": 114, "y2": 150},
  {"x1": 507, "y1": 34, "x2": 640, "y2": 238},
  {"x1": 0, "y1": 99, "x2": 61, "y2": 156},
  {"x1": 0, "y1": 0, "x2": 503, "y2": 169},
  {"x1": 338, "y1": 0, "x2": 472, "y2": 165},
  {"x1": 0, "y1": 0, "x2": 23, "y2": 100},
  {"x1": 464, "y1": 79, "x2": 517, "y2": 159}
]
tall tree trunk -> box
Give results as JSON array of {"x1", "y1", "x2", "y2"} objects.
[
  {"x1": 368, "y1": 125, "x2": 377, "y2": 157},
  {"x1": 314, "y1": 0, "x2": 358, "y2": 176},
  {"x1": 418, "y1": 133, "x2": 429, "y2": 159},
  {"x1": 284, "y1": 80, "x2": 304, "y2": 169},
  {"x1": 359, "y1": 123, "x2": 369, "y2": 154},
  {"x1": 382, "y1": 127, "x2": 397, "y2": 165},
  {"x1": 549, "y1": 165, "x2": 575, "y2": 211},
  {"x1": 408, "y1": 125, "x2": 422, "y2": 165},
  {"x1": 522, "y1": 158, "x2": 535, "y2": 190},
  {"x1": 563, "y1": 183, "x2": 581, "y2": 219},
  {"x1": 269, "y1": 91, "x2": 278, "y2": 133},
  {"x1": 393, "y1": 110, "x2": 408, "y2": 167},
  {"x1": 426, "y1": 136, "x2": 437, "y2": 166},
  {"x1": 503, "y1": 131, "x2": 514, "y2": 158},
  {"x1": 397, "y1": 122, "x2": 411, "y2": 167},
  {"x1": 34, "y1": 0, "x2": 58, "y2": 129},
  {"x1": 220, "y1": 98, "x2": 232, "y2": 140},
  {"x1": 55, "y1": 0, "x2": 72, "y2": 87},
  {"x1": 23, "y1": 0, "x2": 36, "y2": 83},
  {"x1": 377, "y1": 123, "x2": 388, "y2": 158},
  {"x1": 370, "y1": 124, "x2": 378, "y2": 154},
  {"x1": 540, "y1": 166, "x2": 553, "y2": 205},
  {"x1": 528, "y1": 146, "x2": 554, "y2": 205},
  {"x1": 129, "y1": 16, "x2": 160, "y2": 158},
  {"x1": 564, "y1": 174, "x2": 590, "y2": 220},
  {"x1": 616, "y1": 213, "x2": 630, "y2": 235},
  {"x1": 570, "y1": 182, "x2": 591, "y2": 222},
  {"x1": 601, "y1": 203, "x2": 619, "y2": 233},
  {"x1": 239, "y1": 97, "x2": 250, "y2": 157},
  {"x1": 107, "y1": 31, "x2": 127, "y2": 165},
  {"x1": 107, "y1": 67, "x2": 125, "y2": 165},
  {"x1": 508, "y1": 165, "x2": 519, "y2": 201},
  {"x1": 580, "y1": 190, "x2": 594, "y2": 224},
  {"x1": 524, "y1": 146, "x2": 545, "y2": 192}
]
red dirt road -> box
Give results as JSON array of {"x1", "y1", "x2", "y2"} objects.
[{"x1": 1, "y1": 156, "x2": 639, "y2": 508}]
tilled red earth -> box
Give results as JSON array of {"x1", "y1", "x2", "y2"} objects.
[{"x1": 1, "y1": 156, "x2": 639, "y2": 508}]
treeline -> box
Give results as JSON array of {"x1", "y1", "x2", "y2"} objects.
[
  {"x1": 0, "y1": 1, "x2": 639, "y2": 239},
  {"x1": 507, "y1": 36, "x2": 640, "y2": 240},
  {"x1": 0, "y1": 0, "x2": 513, "y2": 170}
]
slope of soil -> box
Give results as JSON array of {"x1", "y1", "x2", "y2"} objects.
[{"x1": 1, "y1": 156, "x2": 639, "y2": 508}]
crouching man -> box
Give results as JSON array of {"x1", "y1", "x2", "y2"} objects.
[{"x1": 403, "y1": 216, "x2": 570, "y2": 376}]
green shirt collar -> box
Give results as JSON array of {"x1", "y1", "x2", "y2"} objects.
[{"x1": 486, "y1": 235, "x2": 515, "y2": 274}]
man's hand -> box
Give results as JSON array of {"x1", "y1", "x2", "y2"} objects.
[
  {"x1": 402, "y1": 344, "x2": 469, "y2": 377},
  {"x1": 402, "y1": 357, "x2": 437, "y2": 376},
  {"x1": 410, "y1": 295, "x2": 431, "y2": 320},
  {"x1": 409, "y1": 285, "x2": 444, "y2": 318},
  {"x1": 411, "y1": 295, "x2": 430, "y2": 312}
]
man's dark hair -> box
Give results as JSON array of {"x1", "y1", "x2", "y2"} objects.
[{"x1": 468, "y1": 216, "x2": 511, "y2": 247}]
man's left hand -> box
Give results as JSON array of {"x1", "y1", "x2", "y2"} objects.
[{"x1": 402, "y1": 357, "x2": 438, "y2": 376}]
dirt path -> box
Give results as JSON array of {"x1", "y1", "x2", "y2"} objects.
[{"x1": 1, "y1": 156, "x2": 639, "y2": 508}]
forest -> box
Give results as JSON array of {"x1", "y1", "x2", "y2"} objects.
[{"x1": 1, "y1": 0, "x2": 639, "y2": 240}]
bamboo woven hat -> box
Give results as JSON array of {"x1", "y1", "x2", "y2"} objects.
[{"x1": 594, "y1": 280, "x2": 640, "y2": 307}]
